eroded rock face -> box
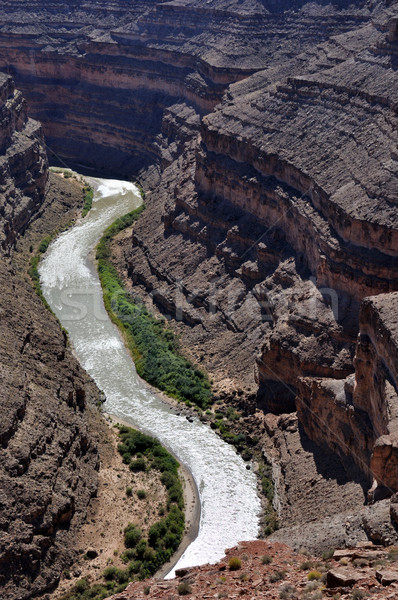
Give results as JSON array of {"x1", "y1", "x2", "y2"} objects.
[
  {"x1": 0, "y1": 78, "x2": 101, "y2": 598},
  {"x1": 125, "y1": 2, "x2": 398, "y2": 494},
  {"x1": 0, "y1": 0, "x2": 377, "y2": 174},
  {"x1": 0, "y1": 72, "x2": 47, "y2": 252},
  {"x1": 359, "y1": 294, "x2": 398, "y2": 492},
  {"x1": 0, "y1": 260, "x2": 100, "y2": 598}
]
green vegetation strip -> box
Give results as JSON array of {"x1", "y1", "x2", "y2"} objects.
[
  {"x1": 82, "y1": 186, "x2": 94, "y2": 217},
  {"x1": 28, "y1": 233, "x2": 58, "y2": 313},
  {"x1": 61, "y1": 426, "x2": 185, "y2": 600},
  {"x1": 96, "y1": 208, "x2": 213, "y2": 409}
]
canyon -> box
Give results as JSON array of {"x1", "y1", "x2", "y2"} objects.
[
  {"x1": 0, "y1": 0, "x2": 398, "y2": 597},
  {"x1": 0, "y1": 73, "x2": 106, "y2": 600}
]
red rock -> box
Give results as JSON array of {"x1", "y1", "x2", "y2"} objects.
[
  {"x1": 326, "y1": 568, "x2": 362, "y2": 588},
  {"x1": 376, "y1": 570, "x2": 398, "y2": 586}
]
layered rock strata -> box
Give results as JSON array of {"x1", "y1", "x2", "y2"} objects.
[
  {"x1": 0, "y1": 79, "x2": 101, "y2": 598},
  {"x1": 0, "y1": 0, "x2": 376, "y2": 175},
  {"x1": 0, "y1": 72, "x2": 47, "y2": 251},
  {"x1": 126, "y1": 4, "x2": 398, "y2": 496},
  {"x1": 0, "y1": 0, "x2": 396, "y2": 566}
]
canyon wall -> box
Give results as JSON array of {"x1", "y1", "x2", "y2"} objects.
[
  {"x1": 0, "y1": 0, "x2": 375, "y2": 175},
  {"x1": 0, "y1": 72, "x2": 47, "y2": 251},
  {"x1": 125, "y1": 1, "x2": 398, "y2": 495},
  {"x1": 0, "y1": 77, "x2": 101, "y2": 599},
  {"x1": 0, "y1": 0, "x2": 397, "y2": 559}
]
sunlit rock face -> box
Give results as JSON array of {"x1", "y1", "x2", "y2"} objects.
[
  {"x1": 0, "y1": 76, "x2": 101, "y2": 600},
  {"x1": 0, "y1": 72, "x2": 47, "y2": 251},
  {"x1": 0, "y1": 0, "x2": 375, "y2": 174}
]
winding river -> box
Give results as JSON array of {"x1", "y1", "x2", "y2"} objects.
[{"x1": 39, "y1": 177, "x2": 260, "y2": 577}]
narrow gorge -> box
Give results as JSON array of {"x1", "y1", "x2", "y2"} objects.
[{"x1": 0, "y1": 0, "x2": 398, "y2": 599}]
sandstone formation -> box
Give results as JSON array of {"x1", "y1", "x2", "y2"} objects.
[
  {"x1": 0, "y1": 80, "x2": 101, "y2": 598},
  {"x1": 0, "y1": 0, "x2": 397, "y2": 584},
  {"x1": 0, "y1": 72, "x2": 47, "y2": 251},
  {"x1": 109, "y1": 539, "x2": 398, "y2": 600}
]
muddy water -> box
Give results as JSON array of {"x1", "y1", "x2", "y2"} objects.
[{"x1": 39, "y1": 177, "x2": 260, "y2": 576}]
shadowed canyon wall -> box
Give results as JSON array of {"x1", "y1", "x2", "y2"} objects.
[
  {"x1": 0, "y1": 2, "x2": 398, "y2": 584},
  {"x1": 0, "y1": 74, "x2": 101, "y2": 599},
  {"x1": 0, "y1": 0, "x2": 376, "y2": 174}
]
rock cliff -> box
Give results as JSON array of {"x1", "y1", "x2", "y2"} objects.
[
  {"x1": 0, "y1": 79, "x2": 101, "y2": 599},
  {"x1": 125, "y1": 1, "x2": 398, "y2": 497},
  {"x1": 0, "y1": 0, "x2": 397, "y2": 575},
  {"x1": 0, "y1": 0, "x2": 377, "y2": 174},
  {"x1": 0, "y1": 72, "x2": 47, "y2": 251}
]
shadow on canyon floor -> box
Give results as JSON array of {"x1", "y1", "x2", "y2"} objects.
[{"x1": 298, "y1": 422, "x2": 371, "y2": 501}]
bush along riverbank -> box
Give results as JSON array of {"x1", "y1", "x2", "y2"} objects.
[
  {"x1": 60, "y1": 426, "x2": 185, "y2": 600},
  {"x1": 96, "y1": 210, "x2": 213, "y2": 409},
  {"x1": 202, "y1": 404, "x2": 278, "y2": 536},
  {"x1": 101, "y1": 207, "x2": 277, "y2": 536},
  {"x1": 82, "y1": 185, "x2": 93, "y2": 217}
]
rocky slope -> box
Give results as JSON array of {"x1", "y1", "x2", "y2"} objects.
[
  {"x1": 0, "y1": 0, "x2": 397, "y2": 579},
  {"x1": 0, "y1": 0, "x2": 377, "y2": 175},
  {"x1": 125, "y1": 0, "x2": 398, "y2": 497},
  {"x1": 0, "y1": 79, "x2": 103, "y2": 598},
  {"x1": 110, "y1": 539, "x2": 398, "y2": 600},
  {"x1": 0, "y1": 72, "x2": 47, "y2": 251}
]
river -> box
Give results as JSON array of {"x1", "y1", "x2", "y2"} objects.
[{"x1": 39, "y1": 177, "x2": 260, "y2": 577}]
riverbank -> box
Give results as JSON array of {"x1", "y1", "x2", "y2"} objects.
[
  {"x1": 40, "y1": 175, "x2": 260, "y2": 589},
  {"x1": 104, "y1": 414, "x2": 201, "y2": 580}
]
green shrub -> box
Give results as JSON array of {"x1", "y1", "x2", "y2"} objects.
[
  {"x1": 228, "y1": 557, "x2": 242, "y2": 571},
  {"x1": 261, "y1": 554, "x2": 273, "y2": 564},
  {"x1": 136, "y1": 489, "x2": 146, "y2": 499},
  {"x1": 121, "y1": 549, "x2": 135, "y2": 563},
  {"x1": 307, "y1": 570, "x2": 322, "y2": 581},
  {"x1": 74, "y1": 578, "x2": 89, "y2": 593},
  {"x1": 300, "y1": 561, "x2": 314, "y2": 571},
  {"x1": 130, "y1": 457, "x2": 146, "y2": 472},
  {"x1": 38, "y1": 236, "x2": 52, "y2": 253},
  {"x1": 124, "y1": 524, "x2": 142, "y2": 548},
  {"x1": 126, "y1": 487, "x2": 132, "y2": 497},
  {"x1": 127, "y1": 560, "x2": 141, "y2": 575},
  {"x1": 177, "y1": 581, "x2": 192, "y2": 595},
  {"x1": 270, "y1": 570, "x2": 287, "y2": 583},
  {"x1": 280, "y1": 584, "x2": 297, "y2": 600},
  {"x1": 103, "y1": 566, "x2": 117, "y2": 581},
  {"x1": 82, "y1": 186, "x2": 94, "y2": 217}
]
